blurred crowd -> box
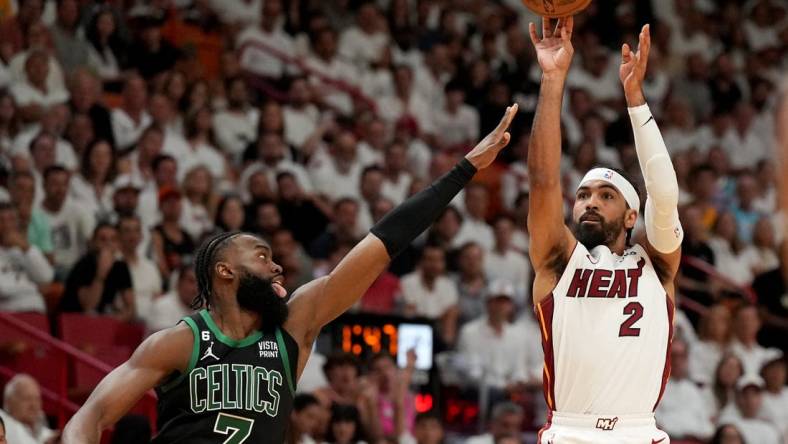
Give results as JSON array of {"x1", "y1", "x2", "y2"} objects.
[{"x1": 0, "y1": 0, "x2": 786, "y2": 442}]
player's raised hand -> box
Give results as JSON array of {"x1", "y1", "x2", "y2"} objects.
[
  {"x1": 465, "y1": 104, "x2": 518, "y2": 170},
  {"x1": 529, "y1": 17, "x2": 574, "y2": 77},
  {"x1": 620, "y1": 24, "x2": 651, "y2": 106}
]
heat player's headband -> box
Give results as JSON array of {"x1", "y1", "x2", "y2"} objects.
[{"x1": 577, "y1": 168, "x2": 640, "y2": 214}]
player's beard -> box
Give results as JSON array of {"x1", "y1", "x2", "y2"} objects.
[
  {"x1": 236, "y1": 269, "x2": 289, "y2": 330},
  {"x1": 573, "y1": 211, "x2": 625, "y2": 250}
]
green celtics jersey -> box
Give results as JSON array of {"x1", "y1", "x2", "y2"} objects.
[{"x1": 152, "y1": 309, "x2": 298, "y2": 444}]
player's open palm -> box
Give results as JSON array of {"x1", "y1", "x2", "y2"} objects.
[
  {"x1": 620, "y1": 24, "x2": 651, "y2": 96},
  {"x1": 529, "y1": 17, "x2": 574, "y2": 76},
  {"x1": 465, "y1": 104, "x2": 518, "y2": 170}
]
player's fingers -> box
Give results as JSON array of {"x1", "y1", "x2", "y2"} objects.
[
  {"x1": 621, "y1": 43, "x2": 631, "y2": 62},
  {"x1": 639, "y1": 24, "x2": 651, "y2": 63},
  {"x1": 493, "y1": 105, "x2": 517, "y2": 134},
  {"x1": 529, "y1": 22, "x2": 540, "y2": 44},
  {"x1": 542, "y1": 17, "x2": 552, "y2": 38},
  {"x1": 496, "y1": 132, "x2": 512, "y2": 149},
  {"x1": 565, "y1": 16, "x2": 574, "y2": 35}
]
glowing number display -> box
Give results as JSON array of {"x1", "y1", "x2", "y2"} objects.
[{"x1": 341, "y1": 323, "x2": 398, "y2": 356}]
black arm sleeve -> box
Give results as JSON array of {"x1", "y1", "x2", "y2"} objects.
[{"x1": 370, "y1": 158, "x2": 477, "y2": 258}]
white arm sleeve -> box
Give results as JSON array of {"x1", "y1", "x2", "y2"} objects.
[{"x1": 629, "y1": 104, "x2": 683, "y2": 254}]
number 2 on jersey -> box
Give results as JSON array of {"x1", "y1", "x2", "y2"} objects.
[
  {"x1": 618, "y1": 301, "x2": 643, "y2": 337},
  {"x1": 213, "y1": 413, "x2": 254, "y2": 444}
]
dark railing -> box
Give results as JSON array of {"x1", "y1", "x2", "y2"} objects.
[{"x1": 0, "y1": 312, "x2": 157, "y2": 430}]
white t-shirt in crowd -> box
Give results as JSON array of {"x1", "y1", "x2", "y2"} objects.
[
  {"x1": 212, "y1": 108, "x2": 259, "y2": 161},
  {"x1": 111, "y1": 108, "x2": 152, "y2": 150},
  {"x1": 127, "y1": 256, "x2": 162, "y2": 322},
  {"x1": 458, "y1": 317, "x2": 528, "y2": 389},
  {"x1": 453, "y1": 217, "x2": 495, "y2": 251},
  {"x1": 68, "y1": 174, "x2": 114, "y2": 220},
  {"x1": 718, "y1": 406, "x2": 781, "y2": 444},
  {"x1": 655, "y1": 377, "x2": 715, "y2": 440},
  {"x1": 179, "y1": 198, "x2": 213, "y2": 242},
  {"x1": 338, "y1": 27, "x2": 389, "y2": 70},
  {"x1": 0, "y1": 409, "x2": 57, "y2": 444},
  {"x1": 381, "y1": 173, "x2": 412, "y2": 206},
  {"x1": 484, "y1": 249, "x2": 531, "y2": 304},
  {"x1": 10, "y1": 79, "x2": 69, "y2": 109},
  {"x1": 177, "y1": 141, "x2": 227, "y2": 183},
  {"x1": 729, "y1": 340, "x2": 773, "y2": 376},
  {"x1": 688, "y1": 340, "x2": 725, "y2": 386},
  {"x1": 433, "y1": 104, "x2": 480, "y2": 147},
  {"x1": 399, "y1": 272, "x2": 458, "y2": 320},
  {"x1": 38, "y1": 198, "x2": 95, "y2": 274},
  {"x1": 145, "y1": 291, "x2": 192, "y2": 334},
  {"x1": 309, "y1": 157, "x2": 362, "y2": 201},
  {"x1": 762, "y1": 387, "x2": 788, "y2": 438},
  {"x1": 237, "y1": 26, "x2": 298, "y2": 79},
  {"x1": 0, "y1": 245, "x2": 53, "y2": 312},
  {"x1": 303, "y1": 55, "x2": 359, "y2": 116},
  {"x1": 283, "y1": 104, "x2": 319, "y2": 150}
]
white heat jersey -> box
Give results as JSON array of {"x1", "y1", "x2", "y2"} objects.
[{"x1": 535, "y1": 242, "x2": 673, "y2": 416}]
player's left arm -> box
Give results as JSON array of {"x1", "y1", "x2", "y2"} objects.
[
  {"x1": 284, "y1": 105, "x2": 519, "y2": 371},
  {"x1": 620, "y1": 25, "x2": 682, "y2": 295}
]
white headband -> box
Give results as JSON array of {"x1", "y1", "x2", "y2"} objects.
[{"x1": 577, "y1": 168, "x2": 640, "y2": 214}]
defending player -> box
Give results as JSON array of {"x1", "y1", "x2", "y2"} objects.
[
  {"x1": 527, "y1": 17, "x2": 683, "y2": 443},
  {"x1": 62, "y1": 105, "x2": 518, "y2": 444}
]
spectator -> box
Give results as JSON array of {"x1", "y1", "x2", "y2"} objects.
[
  {"x1": 368, "y1": 352, "x2": 415, "y2": 438},
  {"x1": 10, "y1": 49, "x2": 69, "y2": 123},
  {"x1": 760, "y1": 350, "x2": 788, "y2": 439},
  {"x1": 136, "y1": 151, "x2": 175, "y2": 226},
  {"x1": 356, "y1": 165, "x2": 384, "y2": 233},
  {"x1": 730, "y1": 304, "x2": 771, "y2": 376},
  {"x1": 380, "y1": 141, "x2": 412, "y2": 206},
  {"x1": 0, "y1": 202, "x2": 52, "y2": 312},
  {"x1": 324, "y1": 404, "x2": 367, "y2": 444},
  {"x1": 704, "y1": 354, "x2": 745, "y2": 418},
  {"x1": 111, "y1": 75, "x2": 151, "y2": 151},
  {"x1": 179, "y1": 165, "x2": 215, "y2": 241},
  {"x1": 708, "y1": 212, "x2": 753, "y2": 286},
  {"x1": 289, "y1": 393, "x2": 323, "y2": 444},
  {"x1": 50, "y1": 0, "x2": 89, "y2": 74},
  {"x1": 69, "y1": 138, "x2": 116, "y2": 219},
  {"x1": 718, "y1": 375, "x2": 781, "y2": 444},
  {"x1": 212, "y1": 77, "x2": 258, "y2": 162},
  {"x1": 377, "y1": 65, "x2": 434, "y2": 139},
  {"x1": 690, "y1": 304, "x2": 733, "y2": 385},
  {"x1": 742, "y1": 217, "x2": 779, "y2": 277},
  {"x1": 236, "y1": 0, "x2": 296, "y2": 82},
  {"x1": 248, "y1": 131, "x2": 313, "y2": 193},
  {"x1": 656, "y1": 338, "x2": 715, "y2": 441},
  {"x1": 38, "y1": 165, "x2": 94, "y2": 279},
  {"x1": 433, "y1": 80, "x2": 479, "y2": 150},
  {"x1": 1, "y1": 374, "x2": 57, "y2": 444},
  {"x1": 11, "y1": 102, "x2": 77, "y2": 171},
  {"x1": 271, "y1": 228, "x2": 313, "y2": 291},
  {"x1": 60, "y1": 222, "x2": 134, "y2": 320},
  {"x1": 127, "y1": 17, "x2": 179, "y2": 80},
  {"x1": 0, "y1": 413, "x2": 5, "y2": 443},
  {"x1": 67, "y1": 69, "x2": 114, "y2": 146},
  {"x1": 485, "y1": 215, "x2": 531, "y2": 304},
  {"x1": 118, "y1": 215, "x2": 161, "y2": 320},
  {"x1": 181, "y1": 107, "x2": 227, "y2": 182},
  {"x1": 709, "y1": 424, "x2": 746, "y2": 444},
  {"x1": 400, "y1": 244, "x2": 459, "y2": 345},
  {"x1": 109, "y1": 174, "x2": 143, "y2": 225},
  {"x1": 213, "y1": 194, "x2": 245, "y2": 234},
  {"x1": 453, "y1": 242, "x2": 488, "y2": 324},
  {"x1": 249, "y1": 200, "x2": 283, "y2": 241},
  {"x1": 276, "y1": 171, "x2": 330, "y2": 247},
  {"x1": 454, "y1": 183, "x2": 494, "y2": 251},
  {"x1": 151, "y1": 186, "x2": 195, "y2": 279},
  {"x1": 310, "y1": 130, "x2": 363, "y2": 201},
  {"x1": 145, "y1": 265, "x2": 197, "y2": 333},
  {"x1": 85, "y1": 8, "x2": 125, "y2": 84},
  {"x1": 315, "y1": 353, "x2": 377, "y2": 438},
  {"x1": 303, "y1": 27, "x2": 358, "y2": 116},
  {"x1": 337, "y1": 3, "x2": 389, "y2": 71},
  {"x1": 0, "y1": 0, "x2": 46, "y2": 54},
  {"x1": 282, "y1": 77, "x2": 319, "y2": 151},
  {"x1": 8, "y1": 170, "x2": 52, "y2": 257},
  {"x1": 465, "y1": 402, "x2": 524, "y2": 444},
  {"x1": 404, "y1": 412, "x2": 444, "y2": 444},
  {"x1": 309, "y1": 198, "x2": 361, "y2": 260},
  {"x1": 458, "y1": 280, "x2": 527, "y2": 393}
]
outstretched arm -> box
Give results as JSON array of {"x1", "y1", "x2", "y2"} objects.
[
  {"x1": 527, "y1": 17, "x2": 578, "y2": 304},
  {"x1": 62, "y1": 326, "x2": 192, "y2": 443},
  {"x1": 620, "y1": 25, "x2": 682, "y2": 294},
  {"x1": 285, "y1": 105, "x2": 519, "y2": 366}
]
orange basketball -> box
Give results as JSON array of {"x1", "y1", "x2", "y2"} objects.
[{"x1": 521, "y1": 0, "x2": 592, "y2": 18}]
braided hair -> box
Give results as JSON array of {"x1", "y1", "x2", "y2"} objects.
[{"x1": 191, "y1": 231, "x2": 242, "y2": 309}]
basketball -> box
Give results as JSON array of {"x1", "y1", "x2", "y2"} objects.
[{"x1": 521, "y1": 0, "x2": 592, "y2": 18}]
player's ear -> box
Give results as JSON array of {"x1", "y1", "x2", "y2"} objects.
[
  {"x1": 215, "y1": 261, "x2": 234, "y2": 281},
  {"x1": 624, "y1": 208, "x2": 637, "y2": 229}
]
